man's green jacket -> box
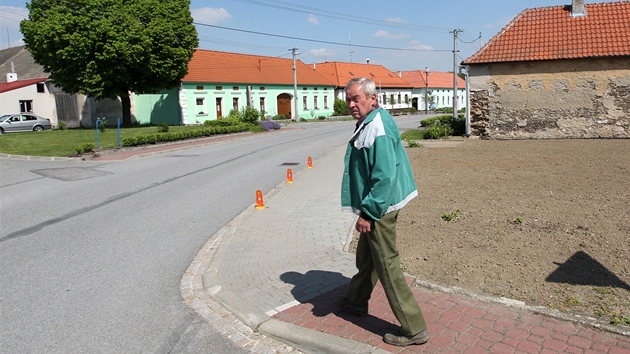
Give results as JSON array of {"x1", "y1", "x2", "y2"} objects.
[{"x1": 341, "y1": 107, "x2": 418, "y2": 221}]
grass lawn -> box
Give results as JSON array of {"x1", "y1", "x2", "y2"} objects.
[{"x1": 0, "y1": 126, "x2": 211, "y2": 157}]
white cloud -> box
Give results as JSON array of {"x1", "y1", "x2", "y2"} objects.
[
  {"x1": 385, "y1": 17, "x2": 405, "y2": 24},
  {"x1": 405, "y1": 40, "x2": 433, "y2": 51},
  {"x1": 308, "y1": 48, "x2": 336, "y2": 58},
  {"x1": 307, "y1": 14, "x2": 319, "y2": 25},
  {"x1": 372, "y1": 30, "x2": 409, "y2": 40},
  {"x1": 191, "y1": 7, "x2": 232, "y2": 24}
]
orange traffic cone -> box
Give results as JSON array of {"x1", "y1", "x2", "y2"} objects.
[
  {"x1": 286, "y1": 168, "x2": 293, "y2": 183},
  {"x1": 307, "y1": 156, "x2": 313, "y2": 168},
  {"x1": 255, "y1": 190, "x2": 265, "y2": 209}
]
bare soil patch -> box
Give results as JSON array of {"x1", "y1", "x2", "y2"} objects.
[{"x1": 353, "y1": 138, "x2": 630, "y2": 328}]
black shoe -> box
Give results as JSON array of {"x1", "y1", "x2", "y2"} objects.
[
  {"x1": 383, "y1": 329, "x2": 429, "y2": 346},
  {"x1": 333, "y1": 296, "x2": 368, "y2": 317}
]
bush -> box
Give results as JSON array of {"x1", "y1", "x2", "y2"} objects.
[
  {"x1": 58, "y1": 121, "x2": 67, "y2": 131},
  {"x1": 75, "y1": 143, "x2": 95, "y2": 154},
  {"x1": 241, "y1": 106, "x2": 260, "y2": 125},
  {"x1": 334, "y1": 98, "x2": 350, "y2": 116},
  {"x1": 157, "y1": 124, "x2": 169, "y2": 133},
  {"x1": 121, "y1": 124, "x2": 251, "y2": 147},
  {"x1": 204, "y1": 118, "x2": 241, "y2": 127},
  {"x1": 248, "y1": 124, "x2": 265, "y2": 133},
  {"x1": 226, "y1": 108, "x2": 242, "y2": 120},
  {"x1": 98, "y1": 118, "x2": 107, "y2": 133},
  {"x1": 259, "y1": 120, "x2": 281, "y2": 132},
  {"x1": 423, "y1": 124, "x2": 454, "y2": 139}
]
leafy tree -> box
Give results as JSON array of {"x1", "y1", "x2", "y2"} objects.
[
  {"x1": 20, "y1": 0, "x2": 198, "y2": 126},
  {"x1": 334, "y1": 98, "x2": 349, "y2": 116}
]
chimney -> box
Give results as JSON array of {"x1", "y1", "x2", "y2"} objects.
[
  {"x1": 7, "y1": 61, "x2": 18, "y2": 82},
  {"x1": 571, "y1": 0, "x2": 586, "y2": 17}
]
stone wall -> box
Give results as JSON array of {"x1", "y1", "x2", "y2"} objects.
[{"x1": 467, "y1": 57, "x2": 629, "y2": 139}]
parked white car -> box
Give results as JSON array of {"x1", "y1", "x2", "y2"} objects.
[{"x1": 0, "y1": 114, "x2": 52, "y2": 134}]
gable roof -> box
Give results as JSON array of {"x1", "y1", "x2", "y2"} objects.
[
  {"x1": 463, "y1": 1, "x2": 630, "y2": 65},
  {"x1": 312, "y1": 62, "x2": 413, "y2": 88},
  {"x1": 0, "y1": 78, "x2": 48, "y2": 94},
  {"x1": 400, "y1": 70, "x2": 466, "y2": 89},
  {"x1": 0, "y1": 46, "x2": 49, "y2": 83},
  {"x1": 183, "y1": 49, "x2": 335, "y2": 86}
]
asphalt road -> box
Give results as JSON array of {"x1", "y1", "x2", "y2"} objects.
[{"x1": 0, "y1": 116, "x2": 424, "y2": 353}]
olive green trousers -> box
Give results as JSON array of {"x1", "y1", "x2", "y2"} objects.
[{"x1": 346, "y1": 210, "x2": 427, "y2": 336}]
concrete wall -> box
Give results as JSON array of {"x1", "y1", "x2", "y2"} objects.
[
  {"x1": 133, "y1": 89, "x2": 182, "y2": 125},
  {"x1": 467, "y1": 57, "x2": 629, "y2": 139}
]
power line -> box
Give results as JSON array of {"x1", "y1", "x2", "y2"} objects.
[
  {"x1": 232, "y1": 0, "x2": 451, "y2": 34},
  {"x1": 194, "y1": 22, "x2": 451, "y2": 53}
]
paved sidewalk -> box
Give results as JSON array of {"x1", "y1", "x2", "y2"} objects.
[{"x1": 178, "y1": 143, "x2": 630, "y2": 353}]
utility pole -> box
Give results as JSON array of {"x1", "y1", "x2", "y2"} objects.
[
  {"x1": 289, "y1": 47, "x2": 300, "y2": 122},
  {"x1": 424, "y1": 67, "x2": 429, "y2": 115},
  {"x1": 451, "y1": 29, "x2": 463, "y2": 119}
]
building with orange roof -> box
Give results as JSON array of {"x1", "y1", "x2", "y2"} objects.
[
  {"x1": 136, "y1": 49, "x2": 337, "y2": 124},
  {"x1": 311, "y1": 62, "x2": 415, "y2": 111},
  {"x1": 462, "y1": 0, "x2": 630, "y2": 139},
  {"x1": 399, "y1": 70, "x2": 467, "y2": 112}
]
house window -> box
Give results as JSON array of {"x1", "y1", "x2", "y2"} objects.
[
  {"x1": 314, "y1": 87, "x2": 318, "y2": 91},
  {"x1": 390, "y1": 94, "x2": 394, "y2": 105},
  {"x1": 260, "y1": 97, "x2": 265, "y2": 114},
  {"x1": 196, "y1": 85, "x2": 204, "y2": 90},
  {"x1": 314, "y1": 96, "x2": 319, "y2": 109},
  {"x1": 196, "y1": 98, "x2": 207, "y2": 115},
  {"x1": 216, "y1": 86, "x2": 223, "y2": 90},
  {"x1": 233, "y1": 97, "x2": 238, "y2": 109},
  {"x1": 303, "y1": 96, "x2": 308, "y2": 110},
  {"x1": 19, "y1": 100, "x2": 33, "y2": 113},
  {"x1": 303, "y1": 87, "x2": 307, "y2": 91},
  {"x1": 404, "y1": 94, "x2": 409, "y2": 104},
  {"x1": 233, "y1": 86, "x2": 239, "y2": 91},
  {"x1": 382, "y1": 94, "x2": 386, "y2": 105},
  {"x1": 397, "y1": 94, "x2": 401, "y2": 104},
  {"x1": 36, "y1": 83, "x2": 45, "y2": 93},
  {"x1": 260, "y1": 87, "x2": 265, "y2": 91},
  {"x1": 324, "y1": 96, "x2": 328, "y2": 109}
]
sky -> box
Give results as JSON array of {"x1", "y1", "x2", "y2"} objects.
[{"x1": 0, "y1": 0, "x2": 604, "y2": 73}]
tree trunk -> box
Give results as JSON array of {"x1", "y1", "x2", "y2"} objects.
[{"x1": 121, "y1": 94, "x2": 132, "y2": 127}]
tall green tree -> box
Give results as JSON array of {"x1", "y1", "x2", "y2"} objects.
[{"x1": 20, "y1": 0, "x2": 198, "y2": 126}]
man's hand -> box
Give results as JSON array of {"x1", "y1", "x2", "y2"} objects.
[{"x1": 356, "y1": 216, "x2": 372, "y2": 233}]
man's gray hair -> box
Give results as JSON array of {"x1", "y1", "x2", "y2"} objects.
[{"x1": 345, "y1": 77, "x2": 376, "y2": 97}]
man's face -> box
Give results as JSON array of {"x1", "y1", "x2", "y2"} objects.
[{"x1": 346, "y1": 84, "x2": 376, "y2": 121}]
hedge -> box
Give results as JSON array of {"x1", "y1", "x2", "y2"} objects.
[{"x1": 121, "y1": 124, "x2": 250, "y2": 147}]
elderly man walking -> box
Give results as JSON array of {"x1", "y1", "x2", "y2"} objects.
[{"x1": 335, "y1": 77, "x2": 429, "y2": 347}]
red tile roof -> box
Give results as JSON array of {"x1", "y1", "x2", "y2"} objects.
[
  {"x1": 400, "y1": 70, "x2": 466, "y2": 89},
  {"x1": 0, "y1": 78, "x2": 47, "y2": 94},
  {"x1": 183, "y1": 49, "x2": 335, "y2": 86},
  {"x1": 463, "y1": 1, "x2": 630, "y2": 64},
  {"x1": 312, "y1": 62, "x2": 413, "y2": 88}
]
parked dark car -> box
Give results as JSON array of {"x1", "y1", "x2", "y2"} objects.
[{"x1": 0, "y1": 114, "x2": 52, "y2": 134}]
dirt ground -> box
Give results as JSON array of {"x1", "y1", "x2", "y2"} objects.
[{"x1": 352, "y1": 138, "x2": 630, "y2": 328}]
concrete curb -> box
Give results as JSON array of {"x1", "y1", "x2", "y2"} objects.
[{"x1": 259, "y1": 319, "x2": 389, "y2": 354}]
